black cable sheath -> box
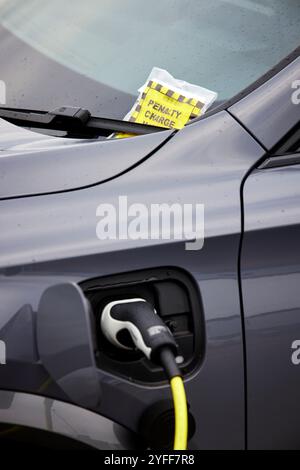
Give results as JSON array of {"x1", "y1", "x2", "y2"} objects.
[{"x1": 159, "y1": 347, "x2": 182, "y2": 380}]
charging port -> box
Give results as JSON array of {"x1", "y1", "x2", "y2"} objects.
[{"x1": 80, "y1": 267, "x2": 204, "y2": 384}]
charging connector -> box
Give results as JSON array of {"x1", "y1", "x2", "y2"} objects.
[
  {"x1": 100, "y1": 298, "x2": 188, "y2": 450},
  {"x1": 101, "y1": 298, "x2": 178, "y2": 362}
]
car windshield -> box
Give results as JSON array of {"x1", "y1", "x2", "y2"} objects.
[{"x1": 0, "y1": 0, "x2": 299, "y2": 118}]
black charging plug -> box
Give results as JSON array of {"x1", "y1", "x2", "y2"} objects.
[{"x1": 100, "y1": 298, "x2": 180, "y2": 373}]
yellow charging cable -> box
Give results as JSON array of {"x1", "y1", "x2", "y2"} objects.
[
  {"x1": 170, "y1": 376, "x2": 188, "y2": 450},
  {"x1": 100, "y1": 298, "x2": 190, "y2": 450}
]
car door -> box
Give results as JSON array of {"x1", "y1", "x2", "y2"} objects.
[
  {"x1": 237, "y1": 52, "x2": 300, "y2": 449},
  {"x1": 241, "y1": 139, "x2": 300, "y2": 450}
]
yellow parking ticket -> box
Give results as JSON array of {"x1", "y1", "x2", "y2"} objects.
[
  {"x1": 128, "y1": 80, "x2": 204, "y2": 129},
  {"x1": 114, "y1": 67, "x2": 217, "y2": 139}
]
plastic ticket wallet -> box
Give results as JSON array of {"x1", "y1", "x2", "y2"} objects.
[{"x1": 115, "y1": 67, "x2": 217, "y2": 138}]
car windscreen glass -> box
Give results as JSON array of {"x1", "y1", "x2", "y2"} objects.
[{"x1": 0, "y1": 0, "x2": 299, "y2": 118}]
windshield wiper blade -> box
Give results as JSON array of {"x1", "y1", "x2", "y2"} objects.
[{"x1": 0, "y1": 106, "x2": 168, "y2": 137}]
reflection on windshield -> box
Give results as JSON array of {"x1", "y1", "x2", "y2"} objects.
[{"x1": 0, "y1": 0, "x2": 299, "y2": 101}]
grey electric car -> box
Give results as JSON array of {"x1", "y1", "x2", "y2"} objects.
[{"x1": 0, "y1": 0, "x2": 299, "y2": 450}]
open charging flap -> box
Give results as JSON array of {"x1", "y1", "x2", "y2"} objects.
[{"x1": 37, "y1": 282, "x2": 101, "y2": 409}]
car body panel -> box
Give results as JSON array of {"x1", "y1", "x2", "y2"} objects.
[
  {"x1": 229, "y1": 54, "x2": 300, "y2": 150},
  {"x1": 0, "y1": 118, "x2": 173, "y2": 198},
  {"x1": 241, "y1": 161, "x2": 300, "y2": 449},
  {"x1": 0, "y1": 390, "x2": 138, "y2": 449},
  {"x1": 0, "y1": 111, "x2": 265, "y2": 449}
]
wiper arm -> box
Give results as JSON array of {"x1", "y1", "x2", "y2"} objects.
[{"x1": 0, "y1": 106, "x2": 168, "y2": 138}]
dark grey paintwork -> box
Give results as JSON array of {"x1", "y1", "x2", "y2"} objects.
[
  {"x1": 229, "y1": 55, "x2": 300, "y2": 150},
  {"x1": 241, "y1": 161, "x2": 300, "y2": 449},
  {"x1": 0, "y1": 390, "x2": 138, "y2": 449},
  {"x1": 37, "y1": 283, "x2": 101, "y2": 409},
  {"x1": 0, "y1": 45, "x2": 299, "y2": 449},
  {"x1": 0, "y1": 111, "x2": 264, "y2": 449},
  {"x1": 0, "y1": 118, "x2": 173, "y2": 198}
]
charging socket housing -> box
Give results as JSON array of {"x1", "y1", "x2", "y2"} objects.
[{"x1": 81, "y1": 267, "x2": 204, "y2": 384}]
